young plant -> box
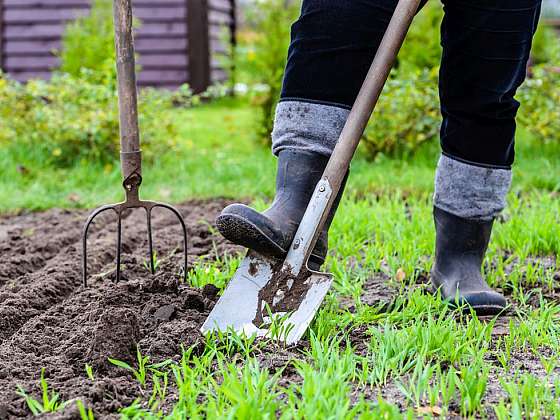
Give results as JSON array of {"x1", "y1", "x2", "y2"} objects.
[
  {"x1": 108, "y1": 346, "x2": 173, "y2": 388},
  {"x1": 85, "y1": 364, "x2": 95, "y2": 382},
  {"x1": 16, "y1": 368, "x2": 67, "y2": 415},
  {"x1": 76, "y1": 400, "x2": 95, "y2": 420},
  {"x1": 148, "y1": 371, "x2": 169, "y2": 412},
  {"x1": 457, "y1": 357, "x2": 489, "y2": 417},
  {"x1": 143, "y1": 250, "x2": 161, "y2": 273}
]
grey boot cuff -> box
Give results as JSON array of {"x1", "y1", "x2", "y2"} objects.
[
  {"x1": 434, "y1": 154, "x2": 512, "y2": 221},
  {"x1": 271, "y1": 100, "x2": 350, "y2": 157}
]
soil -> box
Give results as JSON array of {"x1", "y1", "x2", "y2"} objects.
[
  {"x1": 0, "y1": 199, "x2": 557, "y2": 418},
  {"x1": 0, "y1": 199, "x2": 242, "y2": 419},
  {"x1": 253, "y1": 262, "x2": 313, "y2": 326}
]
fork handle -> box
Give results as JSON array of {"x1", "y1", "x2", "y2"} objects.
[{"x1": 114, "y1": 0, "x2": 142, "y2": 179}]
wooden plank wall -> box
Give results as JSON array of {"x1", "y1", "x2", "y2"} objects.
[
  {"x1": 0, "y1": 0, "x2": 235, "y2": 91},
  {"x1": 207, "y1": 0, "x2": 235, "y2": 85}
]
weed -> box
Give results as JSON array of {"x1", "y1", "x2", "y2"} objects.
[
  {"x1": 108, "y1": 346, "x2": 173, "y2": 388},
  {"x1": 16, "y1": 368, "x2": 67, "y2": 415}
]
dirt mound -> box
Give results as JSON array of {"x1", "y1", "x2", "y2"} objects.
[{"x1": 0, "y1": 199, "x2": 242, "y2": 418}]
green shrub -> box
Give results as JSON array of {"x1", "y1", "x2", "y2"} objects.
[
  {"x1": 235, "y1": 0, "x2": 301, "y2": 141},
  {"x1": 362, "y1": 68, "x2": 440, "y2": 159},
  {"x1": 531, "y1": 23, "x2": 560, "y2": 66},
  {"x1": 59, "y1": 0, "x2": 116, "y2": 85},
  {"x1": 0, "y1": 71, "x2": 182, "y2": 168},
  {"x1": 517, "y1": 65, "x2": 560, "y2": 143},
  {"x1": 397, "y1": 2, "x2": 443, "y2": 73}
]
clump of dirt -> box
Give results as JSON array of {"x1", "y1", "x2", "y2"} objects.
[
  {"x1": 253, "y1": 262, "x2": 312, "y2": 326},
  {"x1": 0, "y1": 199, "x2": 242, "y2": 419}
]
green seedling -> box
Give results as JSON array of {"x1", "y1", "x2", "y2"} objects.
[
  {"x1": 148, "y1": 371, "x2": 169, "y2": 412},
  {"x1": 395, "y1": 358, "x2": 436, "y2": 409},
  {"x1": 76, "y1": 400, "x2": 95, "y2": 420},
  {"x1": 457, "y1": 356, "x2": 489, "y2": 417},
  {"x1": 108, "y1": 346, "x2": 173, "y2": 388},
  {"x1": 85, "y1": 364, "x2": 95, "y2": 382},
  {"x1": 143, "y1": 250, "x2": 161, "y2": 273},
  {"x1": 263, "y1": 303, "x2": 296, "y2": 345},
  {"x1": 16, "y1": 368, "x2": 67, "y2": 415}
]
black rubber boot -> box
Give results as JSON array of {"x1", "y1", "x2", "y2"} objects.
[
  {"x1": 216, "y1": 150, "x2": 346, "y2": 270},
  {"x1": 431, "y1": 206, "x2": 507, "y2": 315}
]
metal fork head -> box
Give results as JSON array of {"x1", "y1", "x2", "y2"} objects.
[{"x1": 81, "y1": 172, "x2": 188, "y2": 287}]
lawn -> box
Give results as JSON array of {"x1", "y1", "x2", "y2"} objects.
[{"x1": 1, "y1": 97, "x2": 559, "y2": 418}]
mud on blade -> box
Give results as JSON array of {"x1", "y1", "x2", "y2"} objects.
[{"x1": 200, "y1": 250, "x2": 333, "y2": 345}]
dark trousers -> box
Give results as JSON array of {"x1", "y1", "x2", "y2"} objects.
[{"x1": 280, "y1": 0, "x2": 542, "y2": 168}]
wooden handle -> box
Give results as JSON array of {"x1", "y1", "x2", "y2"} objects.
[{"x1": 114, "y1": 0, "x2": 141, "y2": 178}]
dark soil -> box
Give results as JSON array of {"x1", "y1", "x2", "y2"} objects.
[
  {"x1": 0, "y1": 199, "x2": 242, "y2": 419},
  {"x1": 0, "y1": 200, "x2": 557, "y2": 418}
]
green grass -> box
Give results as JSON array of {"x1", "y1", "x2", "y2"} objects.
[
  {"x1": 5, "y1": 98, "x2": 560, "y2": 418},
  {"x1": 2, "y1": 97, "x2": 559, "y2": 212}
]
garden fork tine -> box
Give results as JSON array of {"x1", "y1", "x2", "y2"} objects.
[{"x1": 81, "y1": 0, "x2": 188, "y2": 287}]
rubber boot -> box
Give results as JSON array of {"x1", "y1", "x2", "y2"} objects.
[
  {"x1": 216, "y1": 150, "x2": 346, "y2": 270},
  {"x1": 431, "y1": 206, "x2": 507, "y2": 315}
]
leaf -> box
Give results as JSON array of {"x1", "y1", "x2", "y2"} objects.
[{"x1": 108, "y1": 358, "x2": 133, "y2": 371}]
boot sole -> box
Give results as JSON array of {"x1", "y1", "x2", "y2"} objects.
[
  {"x1": 431, "y1": 286, "x2": 507, "y2": 316},
  {"x1": 216, "y1": 213, "x2": 324, "y2": 269},
  {"x1": 451, "y1": 302, "x2": 507, "y2": 317},
  {"x1": 216, "y1": 213, "x2": 287, "y2": 259}
]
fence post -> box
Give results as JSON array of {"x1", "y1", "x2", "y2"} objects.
[{"x1": 187, "y1": 0, "x2": 210, "y2": 93}]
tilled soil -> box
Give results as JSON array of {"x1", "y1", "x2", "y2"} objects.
[
  {"x1": 0, "y1": 199, "x2": 242, "y2": 419},
  {"x1": 0, "y1": 200, "x2": 558, "y2": 418}
]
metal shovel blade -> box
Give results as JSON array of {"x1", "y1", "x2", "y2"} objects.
[{"x1": 201, "y1": 250, "x2": 333, "y2": 345}]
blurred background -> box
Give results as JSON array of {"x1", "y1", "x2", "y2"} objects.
[{"x1": 0, "y1": 0, "x2": 558, "y2": 211}]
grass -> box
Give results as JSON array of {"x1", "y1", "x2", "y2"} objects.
[
  {"x1": 4, "y1": 97, "x2": 560, "y2": 418},
  {"x1": 2, "y1": 97, "x2": 559, "y2": 211}
]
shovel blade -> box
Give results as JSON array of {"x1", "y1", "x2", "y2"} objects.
[{"x1": 201, "y1": 250, "x2": 333, "y2": 345}]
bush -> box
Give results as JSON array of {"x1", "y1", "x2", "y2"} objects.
[
  {"x1": 0, "y1": 71, "x2": 182, "y2": 168},
  {"x1": 517, "y1": 65, "x2": 560, "y2": 143},
  {"x1": 59, "y1": 0, "x2": 116, "y2": 85},
  {"x1": 531, "y1": 23, "x2": 560, "y2": 66},
  {"x1": 234, "y1": 0, "x2": 301, "y2": 140},
  {"x1": 362, "y1": 69, "x2": 440, "y2": 159},
  {"x1": 397, "y1": 2, "x2": 443, "y2": 73}
]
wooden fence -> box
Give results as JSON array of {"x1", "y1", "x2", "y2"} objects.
[{"x1": 0, "y1": 0, "x2": 236, "y2": 92}]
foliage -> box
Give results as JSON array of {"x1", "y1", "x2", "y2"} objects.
[
  {"x1": 59, "y1": 0, "x2": 116, "y2": 85},
  {"x1": 108, "y1": 346, "x2": 173, "y2": 388},
  {"x1": 517, "y1": 65, "x2": 560, "y2": 143},
  {"x1": 531, "y1": 22, "x2": 560, "y2": 66},
  {"x1": 0, "y1": 71, "x2": 183, "y2": 168},
  {"x1": 16, "y1": 368, "x2": 67, "y2": 415},
  {"x1": 234, "y1": 0, "x2": 301, "y2": 140},
  {"x1": 362, "y1": 68, "x2": 440, "y2": 159},
  {"x1": 398, "y1": 2, "x2": 443, "y2": 73}
]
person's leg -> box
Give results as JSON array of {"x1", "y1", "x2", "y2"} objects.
[
  {"x1": 218, "y1": 0, "x2": 401, "y2": 268},
  {"x1": 433, "y1": 0, "x2": 542, "y2": 313}
]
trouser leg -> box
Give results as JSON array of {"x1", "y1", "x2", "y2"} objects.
[
  {"x1": 435, "y1": 0, "x2": 541, "y2": 220},
  {"x1": 271, "y1": 0, "x2": 401, "y2": 157}
]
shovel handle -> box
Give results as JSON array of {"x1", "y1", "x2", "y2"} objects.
[
  {"x1": 114, "y1": 0, "x2": 142, "y2": 179},
  {"x1": 284, "y1": 0, "x2": 422, "y2": 274}
]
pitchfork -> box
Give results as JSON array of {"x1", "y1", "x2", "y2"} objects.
[{"x1": 81, "y1": 0, "x2": 188, "y2": 287}]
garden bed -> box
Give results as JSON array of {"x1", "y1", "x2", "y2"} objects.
[
  {"x1": 0, "y1": 200, "x2": 241, "y2": 418},
  {"x1": 0, "y1": 199, "x2": 558, "y2": 418}
]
